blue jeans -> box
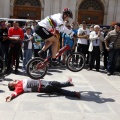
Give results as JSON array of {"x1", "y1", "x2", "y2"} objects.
[
  {"x1": 23, "y1": 49, "x2": 33, "y2": 69},
  {"x1": 107, "y1": 49, "x2": 120, "y2": 73}
]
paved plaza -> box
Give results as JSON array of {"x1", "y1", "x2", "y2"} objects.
[{"x1": 0, "y1": 65, "x2": 120, "y2": 120}]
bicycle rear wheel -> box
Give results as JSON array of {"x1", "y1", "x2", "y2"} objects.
[
  {"x1": 26, "y1": 57, "x2": 47, "y2": 79},
  {"x1": 66, "y1": 52, "x2": 85, "y2": 72},
  {"x1": 0, "y1": 57, "x2": 5, "y2": 76}
]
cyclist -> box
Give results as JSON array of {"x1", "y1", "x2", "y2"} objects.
[
  {"x1": 6, "y1": 78, "x2": 80, "y2": 102},
  {"x1": 35, "y1": 8, "x2": 75, "y2": 66}
]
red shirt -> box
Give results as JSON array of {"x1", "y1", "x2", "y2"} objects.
[
  {"x1": 11, "y1": 79, "x2": 41, "y2": 98},
  {"x1": 8, "y1": 27, "x2": 24, "y2": 44},
  {"x1": 11, "y1": 80, "x2": 24, "y2": 98}
]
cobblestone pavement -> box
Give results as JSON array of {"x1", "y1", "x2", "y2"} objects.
[{"x1": 0, "y1": 65, "x2": 120, "y2": 120}]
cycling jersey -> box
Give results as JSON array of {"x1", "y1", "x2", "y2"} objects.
[{"x1": 38, "y1": 13, "x2": 74, "y2": 36}]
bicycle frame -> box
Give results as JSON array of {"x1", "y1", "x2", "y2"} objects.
[{"x1": 36, "y1": 44, "x2": 71, "y2": 68}]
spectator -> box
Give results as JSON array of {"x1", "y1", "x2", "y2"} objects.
[
  {"x1": 104, "y1": 23, "x2": 120, "y2": 76},
  {"x1": 88, "y1": 25, "x2": 104, "y2": 71},
  {"x1": 22, "y1": 26, "x2": 34, "y2": 72},
  {"x1": 0, "y1": 20, "x2": 2, "y2": 56},
  {"x1": 7, "y1": 21, "x2": 24, "y2": 74},
  {"x1": 77, "y1": 21, "x2": 90, "y2": 62},
  {"x1": 90, "y1": 25, "x2": 94, "y2": 32},
  {"x1": 31, "y1": 20, "x2": 37, "y2": 33},
  {"x1": 23, "y1": 20, "x2": 31, "y2": 33},
  {"x1": 62, "y1": 24, "x2": 76, "y2": 64},
  {"x1": 0, "y1": 20, "x2": 10, "y2": 66},
  {"x1": 102, "y1": 27, "x2": 109, "y2": 70},
  {"x1": 6, "y1": 22, "x2": 11, "y2": 29},
  {"x1": 33, "y1": 32, "x2": 44, "y2": 57}
]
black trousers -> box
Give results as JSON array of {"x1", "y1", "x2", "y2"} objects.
[
  {"x1": 102, "y1": 42, "x2": 108, "y2": 69},
  {"x1": 89, "y1": 46, "x2": 100, "y2": 70},
  {"x1": 107, "y1": 49, "x2": 120, "y2": 73},
  {"x1": 7, "y1": 44, "x2": 21, "y2": 70},
  {"x1": 77, "y1": 43, "x2": 88, "y2": 57},
  {"x1": 1, "y1": 44, "x2": 9, "y2": 66},
  {"x1": 40, "y1": 80, "x2": 76, "y2": 97},
  {"x1": 34, "y1": 49, "x2": 40, "y2": 57}
]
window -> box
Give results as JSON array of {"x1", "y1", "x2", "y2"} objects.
[
  {"x1": 15, "y1": 0, "x2": 41, "y2": 7},
  {"x1": 79, "y1": 0, "x2": 103, "y2": 11}
]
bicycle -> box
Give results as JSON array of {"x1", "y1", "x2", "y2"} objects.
[
  {"x1": 26, "y1": 40, "x2": 85, "y2": 79},
  {"x1": 0, "y1": 56, "x2": 5, "y2": 76}
]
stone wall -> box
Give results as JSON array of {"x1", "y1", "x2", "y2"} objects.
[{"x1": 0, "y1": 0, "x2": 119, "y2": 25}]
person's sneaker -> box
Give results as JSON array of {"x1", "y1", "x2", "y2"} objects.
[
  {"x1": 38, "y1": 50, "x2": 44, "y2": 58},
  {"x1": 87, "y1": 68, "x2": 92, "y2": 71},
  {"x1": 96, "y1": 69, "x2": 99, "y2": 72},
  {"x1": 50, "y1": 60, "x2": 59, "y2": 66},
  {"x1": 107, "y1": 72, "x2": 111, "y2": 76},
  {"x1": 14, "y1": 69, "x2": 19, "y2": 74},
  {"x1": 0, "y1": 79, "x2": 3, "y2": 82},
  {"x1": 75, "y1": 92, "x2": 81, "y2": 99},
  {"x1": 22, "y1": 68, "x2": 26, "y2": 73}
]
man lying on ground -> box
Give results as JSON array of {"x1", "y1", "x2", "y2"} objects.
[{"x1": 6, "y1": 78, "x2": 80, "y2": 102}]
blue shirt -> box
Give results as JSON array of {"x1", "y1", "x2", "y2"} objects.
[{"x1": 62, "y1": 33, "x2": 74, "y2": 48}]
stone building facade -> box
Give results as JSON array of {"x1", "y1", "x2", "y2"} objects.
[{"x1": 0, "y1": 0, "x2": 120, "y2": 25}]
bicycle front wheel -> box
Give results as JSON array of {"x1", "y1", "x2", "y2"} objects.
[
  {"x1": 66, "y1": 52, "x2": 85, "y2": 72},
  {"x1": 0, "y1": 57, "x2": 5, "y2": 76},
  {"x1": 26, "y1": 57, "x2": 47, "y2": 79}
]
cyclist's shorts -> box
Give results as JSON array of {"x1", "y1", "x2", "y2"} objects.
[{"x1": 35, "y1": 24, "x2": 53, "y2": 40}]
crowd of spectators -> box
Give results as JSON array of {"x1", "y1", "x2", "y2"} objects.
[{"x1": 0, "y1": 19, "x2": 120, "y2": 76}]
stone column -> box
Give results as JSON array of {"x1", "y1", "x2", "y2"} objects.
[
  {"x1": 0, "y1": 0, "x2": 4, "y2": 17},
  {"x1": 115, "y1": 0, "x2": 120, "y2": 22},
  {"x1": 2, "y1": 0, "x2": 10, "y2": 18},
  {"x1": 103, "y1": 0, "x2": 109, "y2": 25},
  {"x1": 44, "y1": 0, "x2": 52, "y2": 17},
  {"x1": 107, "y1": 0, "x2": 116, "y2": 24}
]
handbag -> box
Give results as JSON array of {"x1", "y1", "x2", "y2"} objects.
[{"x1": 109, "y1": 32, "x2": 120, "y2": 49}]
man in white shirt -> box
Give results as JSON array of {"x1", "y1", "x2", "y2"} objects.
[
  {"x1": 77, "y1": 21, "x2": 90, "y2": 59},
  {"x1": 88, "y1": 25, "x2": 104, "y2": 71}
]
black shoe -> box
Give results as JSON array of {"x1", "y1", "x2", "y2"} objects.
[
  {"x1": 6, "y1": 69, "x2": 12, "y2": 74},
  {"x1": 0, "y1": 79, "x2": 3, "y2": 82},
  {"x1": 61, "y1": 62, "x2": 66, "y2": 66},
  {"x1": 50, "y1": 60, "x2": 59, "y2": 66},
  {"x1": 107, "y1": 72, "x2": 111, "y2": 76},
  {"x1": 96, "y1": 69, "x2": 99, "y2": 72},
  {"x1": 14, "y1": 69, "x2": 19, "y2": 74},
  {"x1": 111, "y1": 72, "x2": 115, "y2": 75},
  {"x1": 38, "y1": 50, "x2": 44, "y2": 57},
  {"x1": 87, "y1": 68, "x2": 92, "y2": 71}
]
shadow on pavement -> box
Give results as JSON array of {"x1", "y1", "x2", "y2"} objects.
[
  {"x1": 0, "y1": 90, "x2": 5, "y2": 93},
  {"x1": 48, "y1": 69, "x2": 63, "y2": 73},
  {"x1": 79, "y1": 91, "x2": 115, "y2": 103},
  {"x1": 4, "y1": 78, "x2": 13, "y2": 81},
  {"x1": 65, "y1": 91, "x2": 115, "y2": 103},
  {"x1": 37, "y1": 93, "x2": 59, "y2": 97}
]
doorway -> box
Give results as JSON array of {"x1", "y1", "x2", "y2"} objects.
[
  {"x1": 78, "y1": 0, "x2": 104, "y2": 24},
  {"x1": 13, "y1": 0, "x2": 41, "y2": 20}
]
